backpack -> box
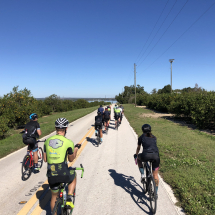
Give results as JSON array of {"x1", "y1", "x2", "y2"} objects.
[
  {"x1": 22, "y1": 124, "x2": 37, "y2": 140},
  {"x1": 104, "y1": 112, "x2": 110, "y2": 119}
]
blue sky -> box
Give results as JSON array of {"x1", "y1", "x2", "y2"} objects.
[{"x1": 0, "y1": 0, "x2": 215, "y2": 98}]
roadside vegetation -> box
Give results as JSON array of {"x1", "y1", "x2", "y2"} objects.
[
  {"x1": 116, "y1": 84, "x2": 215, "y2": 130},
  {"x1": 0, "y1": 86, "x2": 109, "y2": 139},
  {"x1": 0, "y1": 106, "x2": 99, "y2": 159},
  {"x1": 124, "y1": 104, "x2": 215, "y2": 215}
]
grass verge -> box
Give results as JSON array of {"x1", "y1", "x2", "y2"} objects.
[
  {"x1": 0, "y1": 106, "x2": 97, "y2": 159},
  {"x1": 124, "y1": 104, "x2": 215, "y2": 215}
]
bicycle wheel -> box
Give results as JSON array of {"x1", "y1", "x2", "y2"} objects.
[
  {"x1": 37, "y1": 147, "x2": 44, "y2": 169},
  {"x1": 148, "y1": 177, "x2": 157, "y2": 214},
  {"x1": 52, "y1": 198, "x2": 65, "y2": 215},
  {"x1": 21, "y1": 155, "x2": 32, "y2": 181}
]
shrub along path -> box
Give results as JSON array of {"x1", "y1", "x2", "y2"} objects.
[
  {"x1": 124, "y1": 104, "x2": 215, "y2": 215},
  {"x1": 0, "y1": 106, "x2": 98, "y2": 159}
]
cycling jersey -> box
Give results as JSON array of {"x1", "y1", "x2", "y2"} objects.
[
  {"x1": 98, "y1": 107, "x2": 104, "y2": 113},
  {"x1": 138, "y1": 134, "x2": 159, "y2": 154},
  {"x1": 44, "y1": 135, "x2": 75, "y2": 184}
]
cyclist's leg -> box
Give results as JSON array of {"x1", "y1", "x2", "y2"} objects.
[
  {"x1": 137, "y1": 154, "x2": 145, "y2": 177},
  {"x1": 66, "y1": 170, "x2": 76, "y2": 208},
  {"x1": 49, "y1": 183, "x2": 60, "y2": 213},
  {"x1": 152, "y1": 154, "x2": 160, "y2": 195},
  {"x1": 68, "y1": 176, "x2": 76, "y2": 195},
  {"x1": 33, "y1": 142, "x2": 38, "y2": 164}
]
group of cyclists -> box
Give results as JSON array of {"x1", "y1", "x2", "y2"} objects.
[
  {"x1": 22, "y1": 103, "x2": 160, "y2": 213},
  {"x1": 94, "y1": 104, "x2": 125, "y2": 142}
]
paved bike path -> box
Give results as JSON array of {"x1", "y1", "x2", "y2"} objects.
[{"x1": 39, "y1": 108, "x2": 184, "y2": 215}]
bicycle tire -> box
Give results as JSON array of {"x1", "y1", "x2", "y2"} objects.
[
  {"x1": 37, "y1": 147, "x2": 44, "y2": 169},
  {"x1": 148, "y1": 176, "x2": 157, "y2": 214},
  {"x1": 21, "y1": 155, "x2": 32, "y2": 181},
  {"x1": 52, "y1": 198, "x2": 65, "y2": 215}
]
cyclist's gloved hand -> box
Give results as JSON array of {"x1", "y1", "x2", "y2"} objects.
[
  {"x1": 75, "y1": 144, "x2": 81, "y2": 149},
  {"x1": 134, "y1": 154, "x2": 137, "y2": 159}
]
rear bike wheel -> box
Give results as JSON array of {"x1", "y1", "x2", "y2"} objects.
[
  {"x1": 21, "y1": 155, "x2": 32, "y2": 181},
  {"x1": 148, "y1": 177, "x2": 157, "y2": 214},
  {"x1": 37, "y1": 147, "x2": 44, "y2": 169},
  {"x1": 52, "y1": 198, "x2": 65, "y2": 215}
]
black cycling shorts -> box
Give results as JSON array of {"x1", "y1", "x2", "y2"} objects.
[
  {"x1": 95, "y1": 123, "x2": 102, "y2": 130},
  {"x1": 138, "y1": 152, "x2": 160, "y2": 170},
  {"x1": 23, "y1": 138, "x2": 38, "y2": 152},
  {"x1": 114, "y1": 115, "x2": 120, "y2": 120},
  {"x1": 48, "y1": 167, "x2": 76, "y2": 193}
]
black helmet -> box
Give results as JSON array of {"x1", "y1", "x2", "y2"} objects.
[
  {"x1": 29, "y1": 113, "x2": 38, "y2": 120},
  {"x1": 100, "y1": 105, "x2": 103, "y2": 107},
  {"x1": 142, "y1": 124, "x2": 151, "y2": 133},
  {"x1": 97, "y1": 111, "x2": 102, "y2": 115},
  {"x1": 55, "y1": 118, "x2": 69, "y2": 128}
]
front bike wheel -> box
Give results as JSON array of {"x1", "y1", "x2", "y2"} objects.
[
  {"x1": 148, "y1": 177, "x2": 157, "y2": 214},
  {"x1": 53, "y1": 198, "x2": 65, "y2": 215},
  {"x1": 37, "y1": 147, "x2": 44, "y2": 169},
  {"x1": 21, "y1": 155, "x2": 32, "y2": 181}
]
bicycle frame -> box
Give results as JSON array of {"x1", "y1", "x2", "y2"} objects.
[{"x1": 56, "y1": 165, "x2": 84, "y2": 214}]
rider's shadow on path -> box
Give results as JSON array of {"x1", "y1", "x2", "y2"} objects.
[
  {"x1": 108, "y1": 169, "x2": 153, "y2": 214},
  {"x1": 86, "y1": 137, "x2": 99, "y2": 147},
  {"x1": 35, "y1": 184, "x2": 52, "y2": 214}
]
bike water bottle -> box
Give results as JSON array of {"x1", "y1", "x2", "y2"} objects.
[{"x1": 63, "y1": 190, "x2": 67, "y2": 202}]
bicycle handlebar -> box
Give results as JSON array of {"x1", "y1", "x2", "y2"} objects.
[{"x1": 70, "y1": 164, "x2": 84, "y2": 178}]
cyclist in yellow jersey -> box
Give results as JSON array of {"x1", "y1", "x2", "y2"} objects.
[{"x1": 43, "y1": 118, "x2": 81, "y2": 213}]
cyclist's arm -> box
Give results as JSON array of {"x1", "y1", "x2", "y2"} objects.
[
  {"x1": 37, "y1": 129, "x2": 42, "y2": 136},
  {"x1": 136, "y1": 137, "x2": 142, "y2": 155},
  {"x1": 68, "y1": 146, "x2": 79, "y2": 162}
]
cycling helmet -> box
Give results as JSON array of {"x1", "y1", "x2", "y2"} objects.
[
  {"x1": 97, "y1": 111, "x2": 102, "y2": 115},
  {"x1": 142, "y1": 124, "x2": 151, "y2": 133},
  {"x1": 55, "y1": 118, "x2": 69, "y2": 128},
  {"x1": 29, "y1": 113, "x2": 38, "y2": 120},
  {"x1": 100, "y1": 105, "x2": 103, "y2": 107}
]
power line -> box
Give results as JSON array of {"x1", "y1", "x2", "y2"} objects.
[
  {"x1": 140, "y1": 1, "x2": 215, "y2": 73},
  {"x1": 138, "y1": 0, "x2": 189, "y2": 67},
  {"x1": 135, "y1": 0, "x2": 170, "y2": 63},
  {"x1": 136, "y1": 0, "x2": 178, "y2": 65}
]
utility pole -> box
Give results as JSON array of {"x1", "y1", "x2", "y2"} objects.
[
  {"x1": 169, "y1": 59, "x2": 174, "y2": 93},
  {"x1": 134, "y1": 63, "x2": 136, "y2": 107}
]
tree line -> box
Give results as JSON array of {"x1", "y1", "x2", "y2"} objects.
[
  {"x1": 115, "y1": 84, "x2": 215, "y2": 129},
  {"x1": 0, "y1": 86, "x2": 109, "y2": 139}
]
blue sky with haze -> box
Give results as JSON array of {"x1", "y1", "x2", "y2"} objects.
[{"x1": 0, "y1": 0, "x2": 215, "y2": 98}]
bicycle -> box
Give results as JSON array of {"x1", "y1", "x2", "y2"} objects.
[
  {"x1": 134, "y1": 155, "x2": 157, "y2": 214},
  {"x1": 21, "y1": 140, "x2": 45, "y2": 181},
  {"x1": 52, "y1": 164, "x2": 84, "y2": 215}
]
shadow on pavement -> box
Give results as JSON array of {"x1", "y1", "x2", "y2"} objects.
[
  {"x1": 108, "y1": 169, "x2": 152, "y2": 214},
  {"x1": 86, "y1": 137, "x2": 99, "y2": 147},
  {"x1": 35, "y1": 184, "x2": 52, "y2": 214}
]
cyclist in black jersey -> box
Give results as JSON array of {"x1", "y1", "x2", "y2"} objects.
[
  {"x1": 22, "y1": 113, "x2": 42, "y2": 172},
  {"x1": 135, "y1": 124, "x2": 160, "y2": 198}
]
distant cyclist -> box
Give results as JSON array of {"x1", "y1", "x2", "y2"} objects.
[
  {"x1": 103, "y1": 108, "x2": 110, "y2": 130},
  {"x1": 135, "y1": 124, "x2": 160, "y2": 199},
  {"x1": 114, "y1": 107, "x2": 121, "y2": 129},
  {"x1": 98, "y1": 105, "x2": 104, "y2": 114},
  {"x1": 22, "y1": 113, "x2": 42, "y2": 173},
  {"x1": 43, "y1": 118, "x2": 81, "y2": 213},
  {"x1": 95, "y1": 112, "x2": 103, "y2": 142},
  {"x1": 107, "y1": 105, "x2": 111, "y2": 118},
  {"x1": 118, "y1": 105, "x2": 123, "y2": 124}
]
